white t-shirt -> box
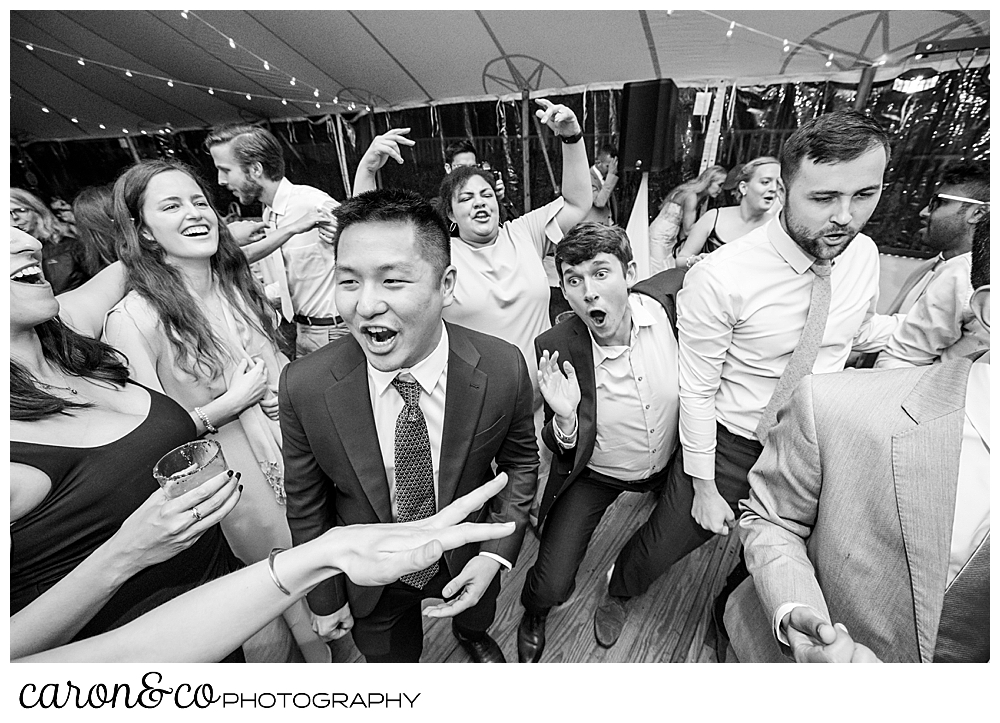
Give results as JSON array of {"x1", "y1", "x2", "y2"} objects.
[{"x1": 445, "y1": 198, "x2": 565, "y2": 385}]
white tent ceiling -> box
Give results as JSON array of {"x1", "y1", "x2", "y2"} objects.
[{"x1": 10, "y1": 9, "x2": 991, "y2": 143}]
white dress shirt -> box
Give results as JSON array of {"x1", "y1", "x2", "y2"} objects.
[
  {"x1": 262, "y1": 177, "x2": 340, "y2": 320},
  {"x1": 580, "y1": 294, "x2": 678, "y2": 480},
  {"x1": 774, "y1": 353, "x2": 991, "y2": 643},
  {"x1": 366, "y1": 325, "x2": 510, "y2": 570},
  {"x1": 875, "y1": 252, "x2": 989, "y2": 368},
  {"x1": 677, "y1": 216, "x2": 900, "y2": 480}
]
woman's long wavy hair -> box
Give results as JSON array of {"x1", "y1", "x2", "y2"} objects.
[
  {"x1": 11, "y1": 318, "x2": 130, "y2": 421},
  {"x1": 10, "y1": 188, "x2": 61, "y2": 244},
  {"x1": 73, "y1": 184, "x2": 120, "y2": 275},
  {"x1": 663, "y1": 165, "x2": 727, "y2": 209},
  {"x1": 112, "y1": 160, "x2": 276, "y2": 380}
]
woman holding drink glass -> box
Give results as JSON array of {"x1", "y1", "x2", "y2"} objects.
[
  {"x1": 101, "y1": 160, "x2": 322, "y2": 660},
  {"x1": 9, "y1": 226, "x2": 246, "y2": 661}
]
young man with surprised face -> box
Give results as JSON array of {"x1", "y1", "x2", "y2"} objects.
[
  {"x1": 516, "y1": 222, "x2": 688, "y2": 661},
  {"x1": 279, "y1": 188, "x2": 537, "y2": 663}
]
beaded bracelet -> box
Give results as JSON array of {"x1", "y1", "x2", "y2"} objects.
[
  {"x1": 194, "y1": 406, "x2": 218, "y2": 434},
  {"x1": 267, "y1": 547, "x2": 292, "y2": 595}
]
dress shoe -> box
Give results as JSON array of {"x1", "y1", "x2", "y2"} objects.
[
  {"x1": 594, "y1": 593, "x2": 630, "y2": 648},
  {"x1": 453, "y1": 629, "x2": 506, "y2": 663},
  {"x1": 517, "y1": 611, "x2": 547, "y2": 663},
  {"x1": 710, "y1": 590, "x2": 731, "y2": 663}
]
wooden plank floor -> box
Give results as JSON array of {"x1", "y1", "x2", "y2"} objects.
[{"x1": 329, "y1": 490, "x2": 741, "y2": 663}]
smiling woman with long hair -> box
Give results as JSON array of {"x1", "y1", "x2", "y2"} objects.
[
  {"x1": 101, "y1": 160, "x2": 323, "y2": 661},
  {"x1": 648, "y1": 164, "x2": 727, "y2": 272}
]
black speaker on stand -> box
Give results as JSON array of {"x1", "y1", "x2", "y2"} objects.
[{"x1": 618, "y1": 79, "x2": 680, "y2": 174}]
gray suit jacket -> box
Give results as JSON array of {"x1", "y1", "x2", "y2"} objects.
[{"x1": 725, "y1": 357, "x2": 974, "y2": 663}]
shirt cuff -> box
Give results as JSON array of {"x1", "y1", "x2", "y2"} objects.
[
  {"x1": 477, "y1": 552, "x2": 511, "y2": 571},
  {"x1": 552, "y1": 413, "x2": 579, "y2": 449},
  {"x1": 682, "y1": 448, "x2": 716, "y2": 481},
  {"x1": 773, "y1": 602, "x2": 823, "y2": 647}
]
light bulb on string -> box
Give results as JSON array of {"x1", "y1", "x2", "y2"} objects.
[
  {"x1": 263, "y1": 61, "x2": 270, "y2": 71},
  {"x1": 181, "y1": 10, "x2": 188, "y2": 19},
  {"x1": 78, "y1": 58, "x2": 86, "y2": 66},
  {"x1": 123, "y1": 128, "x2": 129, "y2": 134},
  {"x1": 141, "y1": 130, "x2": 147, "y2": 135},
  {"x1": 246, "y1": 93, "x2": 252, "y2": 100},
  {"x1": 783, "y1": 40, "x2": 790, "y2": 53},
  {"x1": 727, "y1": 21, "x2": 735, "y2": 39},
  {"x1": 208, "y1": 88, "x2": 214, "y2": 95},
  {"x1": 99, "y1": 124, "x2": 106, "y2": 129},
  {"x1": 229, "y1": 38, "x2": 236, "y2": 49},
  {"x1": 25, "y1": 44, "x2": 33, "y2": 51},
  {"x1": 826, "y1": 53, "x2": 834, "y2": 68},
  {"x1": 315, "y1": 102, "x2": 321, "y2": 109},
  {"x1": 313, "y1": 89, "x2": 319, "y2": 97},
  {"x1": 290, "y1": 77, "x2": 296, "y2": 86},
  {"x1": 41, "y1": 107, "x2": 50, "y2": 113},
  {"x1": 71, "y1": 117, "x2": 78, "y2": 123},
  {"x1": 167, "y1": 80, "x2": 174, "y2": 87},
  {"x1": 281, "y1": 98, "x2": 288, "y2": 105},
  {"x1": 125, "y1": 70, "x2": 133, "y2": 77},
  {"x1": 333, "y1": 96, "x2": 339, "y2": 104}
]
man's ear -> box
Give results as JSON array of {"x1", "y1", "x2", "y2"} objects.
[
  {"x1": 250, "y1": 161, "x2": 264, "y2": 179},
  {"x1": 970, "y1": 285, "x2": 990, "y2": 332},
  {"x1": 625, "y1": 260, "x2": 638, "y2": 289},
  {"x1": 444, "y1": 163, "x2": 452, "y2": 175}
]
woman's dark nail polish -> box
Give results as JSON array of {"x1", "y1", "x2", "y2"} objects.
[
  {"x1": 238, "y1": 484, "x2": 244, "y2": 493},
  {"x1": 235, "y1": 472, "x2": 242, "y2": 481},
  {"x1": 227, "y1": 470, "x2": 234, "y2": 478}
]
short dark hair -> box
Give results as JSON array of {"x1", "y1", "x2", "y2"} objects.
[
  {"x1": 555, "y1": 223, "x2": 633, "y2": 280},
  {"x1": 445, "y1": 140, "x2": 477, "y2": 165},
  {"x1": 598, "y1": 144, "x2": 618, "y2": 159},
  {"x1": 204, "y1": 124, "x2": 286, "y2": 181},
  {"x1": 939, "y1": 160, "x2": 989, "y2": 203},
  {"x1": 332, "y1": 188, "x2": 451, "y2": 276},
  {"x1": 780, "y1": 111, "x2": 890, "y2": 187},
  {"x1": 971, "y1": 211, "x2": 989, "y2": 291},
  {"x1": 438, "y1": 166, "x2": 497, "y2": 216}
]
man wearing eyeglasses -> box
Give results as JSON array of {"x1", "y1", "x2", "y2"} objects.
[{"x1": 875, "y1": 162, "x2": 989, "y2": 368}]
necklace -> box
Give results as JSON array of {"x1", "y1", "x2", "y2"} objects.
[{"x1": 38, "y1": 378, "x2": 80, "y2": 395}]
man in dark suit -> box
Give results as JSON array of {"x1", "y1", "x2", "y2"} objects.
[
  {"x1": 725, "y1": 217, "x2": 990, "y2": 663},
  {"x1": 280, "y1": 188, "x2": 537, "y2": 663},
  {"x1": 515, "y1": 222, "x2": 687, "y2": 661}
]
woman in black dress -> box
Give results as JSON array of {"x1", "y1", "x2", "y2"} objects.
[{"x1": 9, "y1": 227, "x2": 247, "y2": 661}]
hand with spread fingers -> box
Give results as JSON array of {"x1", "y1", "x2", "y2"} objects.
[{"x1": 537, "y1": 349, "x2": 581, "y2": 422}]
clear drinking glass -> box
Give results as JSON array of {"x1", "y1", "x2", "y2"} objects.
[{"x1": 153, "y1": 439, "x2": 227, "y2": 499}]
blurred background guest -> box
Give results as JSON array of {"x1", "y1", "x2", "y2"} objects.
[
  {"x1": 72, "y1": 184, "x2": 120, "y2": 276},
  {"x1": 11, "y1": 187, "x2": 89, "y2": 293},
  {"x1": 648, "y1": 165, "x2": 727, "y2": 273}
]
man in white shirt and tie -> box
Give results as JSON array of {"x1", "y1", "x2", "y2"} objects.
[
  {"x1": 672, "y1": 111, "x2": 902, "y2": 656},
  {"x1": 875, "y1": 161, "x2": 989, "y2": 368},
  {"x1": 725, "y1": 227, "x2": 990, "y2": 663},
  {"x1": 206, "y1": 124, "x2": 346, "y2": 358}
]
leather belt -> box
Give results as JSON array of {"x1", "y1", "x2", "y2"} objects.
[{"x1": 293, "y1": 314, "x2": 343, "y2": 326}]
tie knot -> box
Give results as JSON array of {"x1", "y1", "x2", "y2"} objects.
[
  {"x1": 811, "y1": 259, "x2": 832, "y2": 278},
  {"x1": 392, "y1": 377, "x2": 422, "y2": 408}
]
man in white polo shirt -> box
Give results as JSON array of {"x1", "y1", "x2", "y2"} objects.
[{"x1": 206, "y1": 124, "x2": 346, "y2": 358}]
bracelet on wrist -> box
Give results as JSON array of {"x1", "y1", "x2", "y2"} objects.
[
  {"x1": 559, "y1": 130, "x2": 583, "y2": 144},
  {"x1": 194, "y1": 406, "x2": 218, "y2": 435},
  {"x1": 267, "y1": 547, "x2": 292, "y2": 596}
]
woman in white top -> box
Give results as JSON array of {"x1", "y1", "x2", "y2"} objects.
[
  {"x1": 674, "y1": 156, "x2": 781, "y2": 269},
  {"x1": 352, "y1": 99, "x2": 593, "y2": 385},
  {"x1": 101, "y1": 160, "x2": 323, "y2": 662},
  {"x1": 647, "y1": 165, "x2": 727, "y2": 273}
]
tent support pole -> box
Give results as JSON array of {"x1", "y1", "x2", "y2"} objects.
[
  {"x1": 521, "y1": 89, "x2": 532, "y2": 213},
  {"x1": 699, "y1": 80, "x2": 729, "y2": 172},
  {"x1": 854, "y1": 66, "x2": 877, "y2": 111},
  {"x1": 124, "y1": 137, "x2": 142, "y2": 165}
]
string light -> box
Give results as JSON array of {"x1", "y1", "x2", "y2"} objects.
[
  {"x1": 70, "y1": 117, "x2": 78, "y2": 123},
  {"x1": 246, "y1": 93, "x2": 252, "y2": 100},
  {"x1": 281, "y1": 98, "x2": 288, "y2": 105},
  {"x1": 313, "y1": 88, "x2": 319, "y2": 97},
  {"x1": 78, "y1": 58, "x2": 86, "y2": 66},
  {"x1": 207, "y1": 87, "x2": 214, "y2": 95},
  {"x1": 783, "y1": 39, "x2": 790, "y2": 53},
  {"x1": 125, "y1": 69, "x2": 133, "y2": 77},
  {"x1": 140, "y1": 130, "x2": 147, "y2": 135},
  {"x1": 826, "y1": 53, "x2": 834, "y2": 67},
  {"x1": 99, "y1": 124, "x2": 106, "y2": 129},
  {"x1": 41, "y1": 107, "x2": 50, "y2": 113},
  {"x1": 167, "y1": 79, "x2": 174, "y2": 87},
  {"x1": 290, "y1": 77, "x2": 296, "y2": 86},
  {"x1": 263, "y1": 61, "x2": 269, "y2": 71},
  {"x1": 727, "y1": 21, "x2": 735, "y2": 39},
  {"x1": 697, "y1": 11, "x2": 845, "y2": 69},
  {"x1": 122, "y1": 128, "x2": 129, "y2": 133},
  {"x1": 25, "y1": 43, "x2": 33, "y2": 51},
  {"x1": 181, "y1": 10, "x2": 188, "y2": 19},
  {"x1": 228, "y1": 37, "x2": 236, "y2": 49},
  {"x1": 315, "y1": 102, "x2": 321, "y2": 109}
]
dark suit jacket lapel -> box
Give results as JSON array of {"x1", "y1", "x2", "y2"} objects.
[
  {"x1": 324, "y1": 342, "x2": 392, "y2": 523},
  {"x1": 438, "y1": 324, "x2": 487, "y2": 508},
  {"x1": 892, "y1": 358, "x2": 969, "y2": 662}
]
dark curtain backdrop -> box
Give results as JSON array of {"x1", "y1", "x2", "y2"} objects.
[{"x1": 11, "y1": 65, "x2": 988, "y2": 253}]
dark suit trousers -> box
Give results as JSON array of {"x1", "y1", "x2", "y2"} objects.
[
  {"x1": 352, "y1": 561, "x2": 501, "y2": 663},
  {"x1": 609, "y1": 424, "x2": 762, "y2": 598},
  {"x1": 521, "y1": 467, "x2": 668, "y2": 615}
]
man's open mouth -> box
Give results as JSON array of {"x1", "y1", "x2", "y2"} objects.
[
  {"x1": 364, "y1": 326, "x2": 398, "y2": 345},
  {"x1": 588, "y1": 310, "x2": 607, "y2": 325}
]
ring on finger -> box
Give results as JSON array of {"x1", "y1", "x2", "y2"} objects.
[{"x1": 192, "y1": 507, "x2": 203, "y2": 522}]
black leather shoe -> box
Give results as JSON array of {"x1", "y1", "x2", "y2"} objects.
[
  {"x1": 453, "y1": 630, "x2": 506, "y2": 663},
  {"x1": 517, "y1": 611, "x2": 547, "y2": 663},
  {"x1": 594, "y1": 594, "x2": 629, "y2": 648}
]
